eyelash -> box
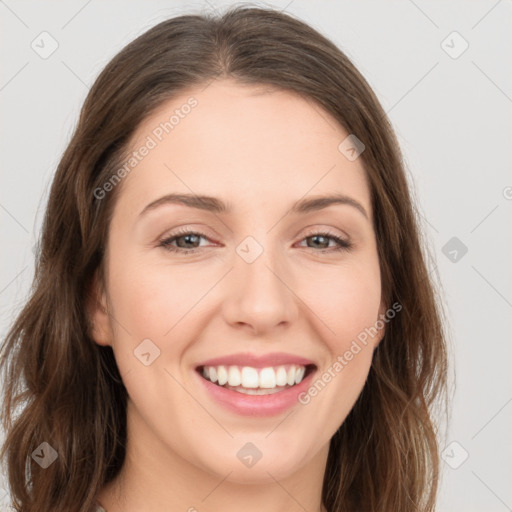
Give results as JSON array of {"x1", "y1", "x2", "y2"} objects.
[{"x1": 158, "y1": 228, "x2": 353, "y2": 255}]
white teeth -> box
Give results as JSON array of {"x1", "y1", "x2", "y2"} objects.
[
  {"x1": 217, "y1": 365, "x2": 228, "y2": 386},
  {"x1": 201, "y1": 364, "x2": 310, "y2": 389},
  {"x1": 225, "y1": 385, "x2": 283, "y2": 395},
  {"x1": 286, "y1": 366, "x2": 296, "y2": 386},
  {"x1": 259, "y1": 367, "x2": 276, "y2": 388},
  {"x1": 276, "y1": 366, "x2": 288, "y2": 386},
  {"x1": 294, "y1": 366, "x2": 306, "y2": 385},
  {"x1": 241, "y1": 367, "x2": 259, "y2": 388},
  {"x1": 228, "y1": 366, "x2": 241, "y2": 387}
]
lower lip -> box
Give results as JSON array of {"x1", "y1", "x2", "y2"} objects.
[{"x1": 195, "y1": 367, "x2": 316, "y2": 417}]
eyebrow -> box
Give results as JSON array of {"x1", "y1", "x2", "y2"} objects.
[{"x1": 138, "y1": 192, "x2": 368, "y2": 219}]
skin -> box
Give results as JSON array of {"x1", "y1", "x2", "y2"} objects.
[{"x1": 90, "y1": 79, "x2": 386, "y2": 512}]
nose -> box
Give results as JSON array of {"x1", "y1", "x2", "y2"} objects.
[{"x1": 221, "y1": 243, "x2": 299, "y2": 335}]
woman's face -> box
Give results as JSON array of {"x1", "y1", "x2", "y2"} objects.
[{"x1": 92, "y1": 79, "x2": 385, "y2": 484}]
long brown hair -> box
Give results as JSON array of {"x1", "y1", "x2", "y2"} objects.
[{"x1": 0, "y1": 6, "x2": 448, "y2": 511}]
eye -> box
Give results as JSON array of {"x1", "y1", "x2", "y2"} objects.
[
  {"x1": 158, "y1": 229, "x2": 210, "y2": 254},
  {"x1": 296, "y1": 231, "x2": 352, "y2": 253},
  {"x1": 158, "y1": 228, "x2": 352, "y2": 255}
]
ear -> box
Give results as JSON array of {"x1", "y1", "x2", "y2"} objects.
[
  {"x1": 86, "y1": 269, "x2": 112, "y2": 347},
  {"x1": 374, "y1": 300, "x2": 388, "y2": 349}
]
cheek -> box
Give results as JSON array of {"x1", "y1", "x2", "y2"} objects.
[
  {"x1": 107, "y1": 249, "x2": 206, "y2": 337},
  {"x1": 298, "y1": 256, "x2": 382, "y2": 345},
  {"x1": 288, "y1": 262, "x2": 381, "y2": 443}
]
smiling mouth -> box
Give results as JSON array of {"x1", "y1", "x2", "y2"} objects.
[{"x1": 196, "y1": 363, "x2": 317, "y2": 395}]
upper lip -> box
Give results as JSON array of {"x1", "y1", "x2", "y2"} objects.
[{"x1": 195, "y1": 352, "x2": 316, "y2": 369}]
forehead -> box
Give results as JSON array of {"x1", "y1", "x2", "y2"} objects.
[{"x1": 115, "y1": 79, "x2": 371, "y2": 218}]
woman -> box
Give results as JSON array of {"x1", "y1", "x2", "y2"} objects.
[{"x1": 0, "y1": 6, "x2": 448, "y2": 512}]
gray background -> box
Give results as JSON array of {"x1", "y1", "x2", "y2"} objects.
[{"x1": 1, "y1": 1, "x2": 511, "y2": 510}]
